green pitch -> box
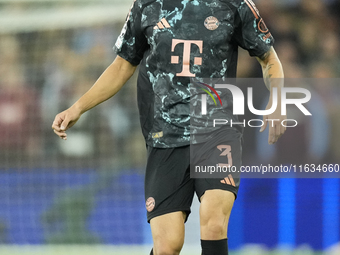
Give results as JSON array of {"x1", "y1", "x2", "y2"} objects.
[{"x1": 0, "y1": 245, "x2": 323, "y2": 255}]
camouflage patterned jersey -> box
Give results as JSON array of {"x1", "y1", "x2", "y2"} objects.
[{"x1": 114, "y1": 0, "x2": 274, "y2": 148}]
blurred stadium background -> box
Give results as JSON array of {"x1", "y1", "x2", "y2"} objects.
[{"x1": 0, "y1": 0, "x2": 340, "y2": 254}]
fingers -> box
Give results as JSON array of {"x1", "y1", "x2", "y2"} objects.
[
  {"x1": 52, "y1": 113, "x2": 68, "y2": 140},
  {"x1": 269, "y1": 121, "x2": 286, "y2": 144},
  {"x1": 51, "y1": 107, "x2": 81, "y2": 140},
  {"x1": 261, "y1": 116, "x2": 280, "y2": 144},
  {"x1": 51, "y1": 115, "x2": 63, "y2": 132},
  {"x1": 268, "y1": 124, "x2": 276, "y2": 144},
  {"x1": 53, "y1": 129, "x2": 67, "y2": 140},
  {"x1": 60, "y1": 117, "x2": 70, "y2": 132}
]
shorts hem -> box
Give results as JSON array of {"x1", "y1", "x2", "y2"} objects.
[
  {"x1": 147, "y1": 207, "x2": 191, "y2": 223},
  {"x1": 196, "y1": 186, "x2": 238, "y2": 201}
]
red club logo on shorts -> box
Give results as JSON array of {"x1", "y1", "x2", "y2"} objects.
[
  {"x1": 146, "y1": 197, "x2": 155, "y2": 212},
  {"x1": 204, "y1": 16, "x2": 220, "y2": 30}
]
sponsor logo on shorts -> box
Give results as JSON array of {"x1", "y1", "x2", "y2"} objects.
[
  {"x1": 146, "y1": 197, "x2": 155, "y2": 212},
  {"x1": 221, "y1": 174, "x2": 236, "y2": 187},
  {"x1": 204, "y1": 16, "x2": 220, "y2": 30}
]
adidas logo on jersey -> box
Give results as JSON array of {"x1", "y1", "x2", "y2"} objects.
[{"x1": 154, "y1": 18, "x2": 171, "y2": 30}]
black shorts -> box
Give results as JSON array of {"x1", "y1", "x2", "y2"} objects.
[{"x1": 144, "y1": 131, "x2": 242, "y2": 222}]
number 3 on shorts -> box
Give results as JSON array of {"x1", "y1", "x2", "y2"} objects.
[{"x1": 217, "y1": 145, "x2": 233, "y2": 167}]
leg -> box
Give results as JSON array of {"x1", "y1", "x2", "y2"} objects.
[
  {"x1": 200, "y1": 189, "x2": 235, "y2": 240},
  {"x1": 192, "y1": 136, "x2": 242, "y2": 255},
  {"x1": 150, "y1": 211, "x2": 186, "y2": 255},
  {"x1": 144, "y1": 145, "x2": 194, "y2": 255},
  {"x1": 199, "y1": 190, "x2": 235, "y2": 255}
]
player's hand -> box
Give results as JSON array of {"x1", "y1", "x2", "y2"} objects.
[
  {"x1": 51, "y1": 106, "x2": 81, "y2": 140},
  {"x1": 259, "y1": 101, "x2": 286, "y2": 145}
]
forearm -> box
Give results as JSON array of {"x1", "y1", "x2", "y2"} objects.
[
  {"x1": 257, "y1": 47, "x2": 286, "y2": 143},
  {"x1": 71, "y1": 56, "x2": 137, "y2": 114},
  {"x1": 257, "y1": 47, "x2": 284, "y2": 92}
]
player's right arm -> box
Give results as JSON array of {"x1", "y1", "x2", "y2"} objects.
[{"x1": 52, "y1": 55, "x2": 136, "y2": 140}]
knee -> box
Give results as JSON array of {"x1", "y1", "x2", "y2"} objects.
[
  {"x1": 200, "y1": 205, "x2": 230, "y2": 239},
  {"x1": 150, "y1": 212, "x2": 185, "y2": 255},
  {"x1": 201, "y1": 214, "x2": 228, "y2": 238},
  {"x1": 199, "y1": 190, "x2": 234, "y2": 239},
  {"x1": 154, "y1": 245, "x2": 181, "y2": 255},
  {"x1": 153, "y1": 235, "x2": 183, "y2": 255}
]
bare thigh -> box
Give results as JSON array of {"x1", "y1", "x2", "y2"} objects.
[
  {"x1": 200, "y1": 189, "x2": 235, "y2": 240},
  {"x1": 150, "y1": 211, "x2": 186, "y2": 255}
]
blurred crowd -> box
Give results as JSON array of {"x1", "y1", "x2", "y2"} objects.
[
  {"x1": 238, "y1": 0, "x2": 340, "y2": 165},
  {"x1": 0, "y1": 0, "x2": 339, "y2": 170},
  {"x1": 0, "y1": 26, "x2": 145, "y2": 169},
  {"x1": 238, "y1": 0, "x2": 340, "y2": 78}
]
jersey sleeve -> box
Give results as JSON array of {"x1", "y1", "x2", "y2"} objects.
[
  {"x1": 233, "y1": 0, "x2": 274, "y2": 57},
  {"x1": 114, "y1": 0, "x2": 148, "y2": 66}
]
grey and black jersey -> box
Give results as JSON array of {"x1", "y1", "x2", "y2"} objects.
[{"x1": 115, "y1": 0, "x2": 274, "y2": 148}]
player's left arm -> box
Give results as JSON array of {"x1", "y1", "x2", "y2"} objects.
[{"x1": 256, "y1": 46, "x2": 286, "y2": 144}]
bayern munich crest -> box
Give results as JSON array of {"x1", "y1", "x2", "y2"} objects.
[
  {"x1": 146, "y1": 197, "x2": 155, "y2": 212},
  {"x1": 204, "y1": 16, "x2": 220, "y2": 30}
]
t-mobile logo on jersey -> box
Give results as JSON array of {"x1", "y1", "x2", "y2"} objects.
[{"x1": 171, "y1": 39, "x2": 203, "y2": 77}]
